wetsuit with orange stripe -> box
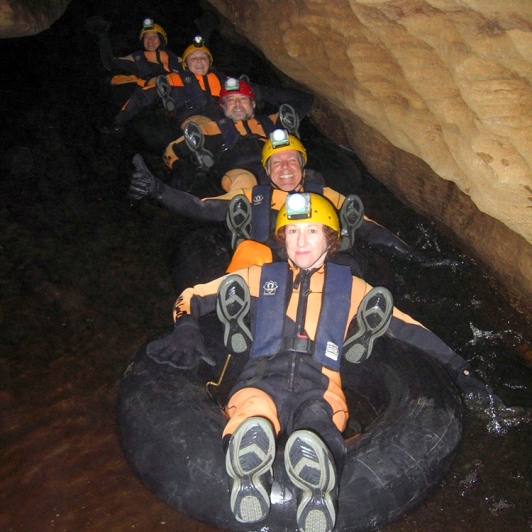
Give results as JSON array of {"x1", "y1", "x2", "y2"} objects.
[
  {"x1": 163, "y1": 87, "x2": 313, "y2": 190},
  {"x1": 115, "y1": 69, "x2": 228, "y2": 128},
  {"x1": 109, "y1": 59, "x2": 182, "y2": 127},
  {"x1": 158, "y1": 70, "x2": 227, "y2": 128},
  {"x1": 173, "y1": 260, "x2": 462, "y2": 473},
  {"x1": 95, "y1": 28, "x2": 183, "y2": 127},
  {"x1": 164, "y1": 114, "x2": 276, "y2": 189},
  {"x1": 94, "y1": 25, "x2": 181, "y2": 87},
  {"x1": 109, "y1": 49, "x2": 182, "y2": 87}
]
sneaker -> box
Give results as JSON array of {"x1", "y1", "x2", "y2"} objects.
[
  {"x1": 216, "y1": 274, "x2": 253, "y2": 354},
  {"x1": 343, "y1": 286, "x2": 393, "y2": 363},
  {"x1": 226, "y1": 194, "x2": 252, "y2": 249},
  {"x1": 156, "y1": 75, "x2": 176, "y2": 113},
  {"x1": 285, "y1": 430, "x2": 337, "y2": 532},
  {"x1": 226, "y1": 417, "x2": 275, "y2": 523},
  {"x1": 183, "y1": 121, "x2": 214, "y2": 169},
  {"x1": 338, "y1": 194, "x2": 364, "y2": 251},
  {"x1": 279, "y1": 103, "x2": 300, "y2": 138}
]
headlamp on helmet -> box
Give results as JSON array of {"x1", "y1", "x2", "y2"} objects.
[
  {"x1": 225, "y1": 78, "x2": 239, "y2": 91},
  {"x1": 143, "y1": 18, "x2": 154, "y2": 30},
  {"x1": 286, "y1": 193, "x2": 311, "y2": 220},
  {"x1": 193, "y1": 35, "x2": 205, "y2": 47},
  {"x1": 220, "y1": 78, "x2": 255, "y2": 102},
  {"x1": 270, "y1": 128, "x2": 290, "y2": 149}
]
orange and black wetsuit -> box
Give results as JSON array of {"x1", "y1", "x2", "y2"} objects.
[
  {"x1": 96, "y1": 29, "x2": 181, "y2": 87},
  {"x1": 163, "y1": 87, "x2": 313, "y2": 190},
  {"x1": 96, "y1": 30, "x2": 182, "y2": 126},
  {"x1": 110, "y1": 53, "x2": 183, "y2": 126},
  {"x1": 109, "y1": 49, "x2": 182, "y2": 87},
  {"x1": 157, "y1": 70, "x2": 228, "y2": 128},
  {"x1": 174, "y1": 260, "x2": 463, "y2": 473},
  {"x1": 164, "y1": 114, "x2": 276, "y2": 190}
]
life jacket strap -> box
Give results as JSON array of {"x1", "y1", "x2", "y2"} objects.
[{"x1": 282, "y1": 335, "x2": 314, "y2": 354}]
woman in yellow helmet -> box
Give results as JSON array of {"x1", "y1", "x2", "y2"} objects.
[
  {"x1": 146, "y1": 192, "x2": 493, "y2": 532},
  {"x1": 153, "y1": 35, "x2": 229, "y2": 129},
  {"x1": 87, "y1": 17, "x2": 181, "y2": 87}
]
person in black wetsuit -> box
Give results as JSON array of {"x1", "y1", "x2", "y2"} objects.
[
  {"x1": 162, "y1": 79, "x2": 314, "y2": 191},
  {"x1": 147, "y1": 192, "x2": 497, "y2": 531},
  {"x1": 86, "y1": 16, "x2": 182, "y2": 133}
]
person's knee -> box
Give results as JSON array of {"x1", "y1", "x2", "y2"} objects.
[
  {"x1": 226, "y1": 241, "x2": 273, "y2": 272},
  {"x1": 221, "y1": 169, "x2": 257, "y2": 192},
  {"x1": 180, "y1": 114, "x2": 213, "y2": 130},
  {"x1": 223, "y1": 387, "x2": 280, "y2": 437}
]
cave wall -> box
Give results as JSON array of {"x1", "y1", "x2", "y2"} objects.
[
  {"x1": 207, "y1": 0, "x2": 532, "y2": 313},
  {"x1": 0, "y1": 0, "x2": 70, "y2": 38}
]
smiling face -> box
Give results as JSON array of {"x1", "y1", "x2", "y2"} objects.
[
  {"x1": 185, "y1": 50, "x2": 211, "y2": 74},
  {"x1": 143, "y1": 31, "x2": 161, "y2": 51},
  {"x1": 267, "y1": 149, "x2": 304, "y2": 191},
  {"x1": 285, "y1": 222, "x2": 329, "y2": 270},
  {"x1": 222, "y1": 94, "x2": 256, "y2": 121}
]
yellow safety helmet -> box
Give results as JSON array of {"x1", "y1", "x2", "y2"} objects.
[
  {"x1": 139, "y1": 19, "x2": 168, "y2": 47},
  {"x1": 262, "y1": 129, "x2": 307, "y2": 168},
  {"x1": 275, "y1": 193, "x2": 340, "y2": 234},
  {"x1": 182, "y1": 35, "x2": 213, "y2": 67}
]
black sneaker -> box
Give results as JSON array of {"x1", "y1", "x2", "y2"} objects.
[
  {"x1": 216, "y1": 274, "x2": 253, "y2": 354},
  {"x1": 183, "y1": 121, "x2": 214, "y2": 169},
  {"x1": 226, "y1": 416, "x2": 275, "y2": 524},
  {"x1": 338, "y1": 194, "x2": 364, "y2": 251},
  {"x1": 226, "y1": 194, "x2": 252, "y2": 249},
  {"x1": 156, "y1": 75, "x2": 176, "y2": 113},
  {"x1": 279, "y1": 103, "x2": 300, "y2": 138},
  {"x1": 343, "y1": 286, "x2": 393, "y2": 363},
  {"x1": 285, "y1": 430, "x2": 337, "y2": 532}
]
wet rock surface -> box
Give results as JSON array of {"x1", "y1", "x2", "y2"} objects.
[{"x1": 0, "y1": 1, "x2": 531, "y2": 531}]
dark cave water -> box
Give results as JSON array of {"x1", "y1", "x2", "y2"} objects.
[{"x1": 0, "y1": 0, "x2": 531, "y2": 530}]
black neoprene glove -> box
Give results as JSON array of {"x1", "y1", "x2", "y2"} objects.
[
  {"x1": 147, "y1": 315, "x2": 215, "y2": 370},
  {"x1": 85, "y1": 16, "x2": 111, "y2": 36},
  {"x1": 454, "y1": 368, "x2": 503, "y2": 407},
  {"x1": 129, "y1": 154, "x2": 164, "y2": 200}
]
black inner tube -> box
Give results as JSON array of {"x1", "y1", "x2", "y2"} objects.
[{"x1": 118, "y1": 318, "x2": 462, "y2": 532}]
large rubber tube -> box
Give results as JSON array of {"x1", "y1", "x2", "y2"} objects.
[{"x1": 118, "y1": 318, "x2": 462, "y2": 531}]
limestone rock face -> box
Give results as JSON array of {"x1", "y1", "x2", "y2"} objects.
[
  {"x1": 208, "y1": 0, "x2": 532, "y2": 312},
  {"x1": 0, "y1": 0, "x2": 70, "y2": 39}
]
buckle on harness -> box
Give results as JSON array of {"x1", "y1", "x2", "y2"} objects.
[
  {"x1": 282, "y1": 335, "x2": 313, "y2": 354},
  {"x1": 185, "y1": 100, "x2": 194, "y2": 110}
]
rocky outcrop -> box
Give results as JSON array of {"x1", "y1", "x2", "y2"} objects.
[
  {"x1": 208, "y1": 0, "x2": 532, "y2": 313},
  {"x1": 0, "y1": 0, "x2": 70, "y2": 39}
]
